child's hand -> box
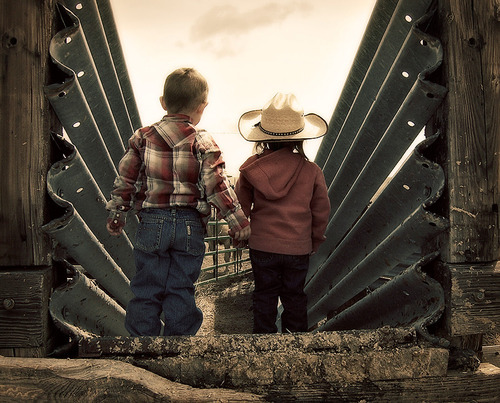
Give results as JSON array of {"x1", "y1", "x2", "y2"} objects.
[{"x1": 233, "y1": 225, "x2": 251, "y2": 241}]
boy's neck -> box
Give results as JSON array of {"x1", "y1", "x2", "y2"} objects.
[{"x1": 166, "y1": 112, "x2": 194, "y2": 123}]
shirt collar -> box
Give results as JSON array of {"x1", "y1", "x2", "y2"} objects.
[{"x1": 163, "y1": 114, "x2": 193, "y2": 124}]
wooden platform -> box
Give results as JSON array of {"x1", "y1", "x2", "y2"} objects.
[
  {"x1": 0, "y1": 336, "x2": 499, "y2": 401},
  {"x1": 0, "y1": 356, "x2": 263, "y2": 402}
]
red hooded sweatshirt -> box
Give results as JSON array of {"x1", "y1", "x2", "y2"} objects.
[{"x1": 235, "y1": 147, "x2": 330, "y2": 255}]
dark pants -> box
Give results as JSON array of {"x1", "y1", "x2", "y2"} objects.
[{"x1": 250, "y1": 249, "x2": 309, "y2": 334}]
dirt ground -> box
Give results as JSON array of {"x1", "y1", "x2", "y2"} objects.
[
  {"x1": 194, "y1": 247, "x2": 500, "y2": 346},
  {"x1": 195, "y1": 249, "x2": 255, "y2": 335}
]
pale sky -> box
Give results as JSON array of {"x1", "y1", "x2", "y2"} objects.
[{"x1": 110, "y1": 0, "x2": 377, "y2": 176}]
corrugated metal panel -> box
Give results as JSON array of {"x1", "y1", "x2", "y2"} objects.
[
  {"x1": 43, "y1": 0, "x2": 449, "y2": 340},
  {"x1": 44, "y1": 0, "x2": 139, "y2": 337},
  {"x1": 49, "y1": 261, "x2": 128, "y2": 338},
  {"x1": 307, "y1": 0, "x2": 449, "y2": 338},
  {"x1": 316, "y1": 253, "x2": 448, "y2": 347},
  {"x1": 44, "y1": 135, "x2": 136, "y2": 279}
]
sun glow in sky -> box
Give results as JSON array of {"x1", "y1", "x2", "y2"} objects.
[{"x1": 111, "y1": 0, "x2": 377, "y2": 175}]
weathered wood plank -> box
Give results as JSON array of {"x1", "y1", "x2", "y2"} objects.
[
  {"x1": 449, "y1": 262, "x2": 500, "y2": 336},
  {"x1": 0, "y1": 357, "x2": 263, "y2": 402},
  {"x1": 0, "y1": 268, "x2": 53, "y2": 350},
  {"x1": 79, "y1": 330, "x2": 448, "y2": 389},
  {"x1": 0, "y1": 0, "x2": 59, "y2": 266},
  {"x1": 483, "y1": 345, "x2": 500, "y2": 368},
  {"x1": 477, "y1": 0, "x2": 500, "y2": 258},
  {"x1": 261, "y1": 363, "x2": 500, "y2": 402},
  {"x1": 2, "y1": 354, "x2": 495, "y2": 402},
  {"x1": 431, "y1": 1, "x2": 500, "y2": 263},
  {"x1": 431, "y1": 261, "x2": 500, "y2": 337}
]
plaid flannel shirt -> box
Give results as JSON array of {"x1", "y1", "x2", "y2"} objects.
[{"x1": 106, "y1": 114, "x2": 249, "y2": 232}]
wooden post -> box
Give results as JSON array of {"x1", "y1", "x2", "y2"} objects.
[
  {"x1": 0, "y1": 0, "x2": 60, "y2": 356},
  {"x1": 428, "y1": 0, "x2": 500, "y2": 343}
]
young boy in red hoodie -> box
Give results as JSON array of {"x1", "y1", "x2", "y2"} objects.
[{"x1": 235, "y1": 93, "x2": 330, "y2": 334}]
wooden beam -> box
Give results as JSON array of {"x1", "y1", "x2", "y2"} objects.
[
  {"x1": 425, "y1": 0, "x2": 500, "y2": 344},
  {"x1": 430, "y1": 0, "x2": 500, "y2": 264},
  {"x1": 1, "y1": 357, "x2": 498, "y2": 402},
  {"x1": 0, "y1": 357, "x2": 263, "y2": 402},
  {"x1": 430, "y1": 260, "x2": 500, "y2": 338},
  {"x1": 0, "y1": 268, "x2": 53, "y2": 353},
  {"x1": 78, "y1": 330, "x2": 449, "y2": 388},
  {"x1": 0, "y1": 0, "x2": 59, "y2": 266},
  {"x1": 448, "y1": 261, "x2": 500, "y2": 336}
]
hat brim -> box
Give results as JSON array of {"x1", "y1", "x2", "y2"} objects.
[{"x1": 238, "y1": 110, "x2": 328, "y2": 142}]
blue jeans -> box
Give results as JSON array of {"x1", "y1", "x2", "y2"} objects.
[
  {"x1": 125, "y1": 208, "x2": 205, "y2": 336},
  {"x1": 250, "y1": 249, "x2": 309, "y2": 334}
]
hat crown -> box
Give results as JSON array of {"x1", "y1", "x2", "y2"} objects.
[{"x1": 260, "y1": 93, "x2": 304, "y2": 134}]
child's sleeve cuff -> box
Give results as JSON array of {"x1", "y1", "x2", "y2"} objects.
[
  {"x1": 107, "y1": 210, "x2": 127, "y2": 228},
  {"x1": 225, "y1": 208, "x2": 250, "y2": 232}
]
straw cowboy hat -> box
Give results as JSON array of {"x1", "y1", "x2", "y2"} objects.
[{"x1": 238, "y1": 93, "x2": 328, "y2": 142}]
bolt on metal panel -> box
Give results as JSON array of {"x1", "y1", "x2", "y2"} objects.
[
  {"x1": 327, "y1": 49, "x2": 445, "y2": 217},
  {"x1": 61, "y1": 0, "x2": 136, "y2": 147},
  {"x1": 316, "y1": 253, "x2": 447, "y2": 347},
  {"x1": 324, "y1": 76, "x2": 446, "y2": 251},
  {"x1": 47, "y1": 135, "x2": 136, "y2": 279},
  {"x1": 50, "y1": 263, "x2": 128, "y2": 337}
]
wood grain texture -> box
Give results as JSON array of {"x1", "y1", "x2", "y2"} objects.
[
  {"x1": 0, "y1": 0, "x2": 59, "y2": 266},
  {"x1": 434, "y1": 0, "x2": 500, "y2": 263},
  {"x1": 449, "y1": 261, "x2": 500, "y2": 336},
  {"x1": 0, "y1": 357, "x2": 263, "y2": 402},
  {"x1": 0, "y1": 268, "x2": 52, "y2": 349}
]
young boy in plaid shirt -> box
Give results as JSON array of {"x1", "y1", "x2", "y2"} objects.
[{"x1": 106, "y1": 67, "x2": 250, "y2": 336}]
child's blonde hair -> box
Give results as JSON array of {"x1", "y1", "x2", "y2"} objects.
[{"x1": 163, "y1": 67, "x2": 208, "y2": 114}]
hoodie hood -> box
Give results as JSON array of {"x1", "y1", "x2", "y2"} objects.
[{"x1": 239, "y1": 148, "x2": 305, "y2": 200}]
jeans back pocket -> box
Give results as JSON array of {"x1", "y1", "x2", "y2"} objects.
[{"x1": 135, "y1": 217, "x2": 163, "y2": 253}]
